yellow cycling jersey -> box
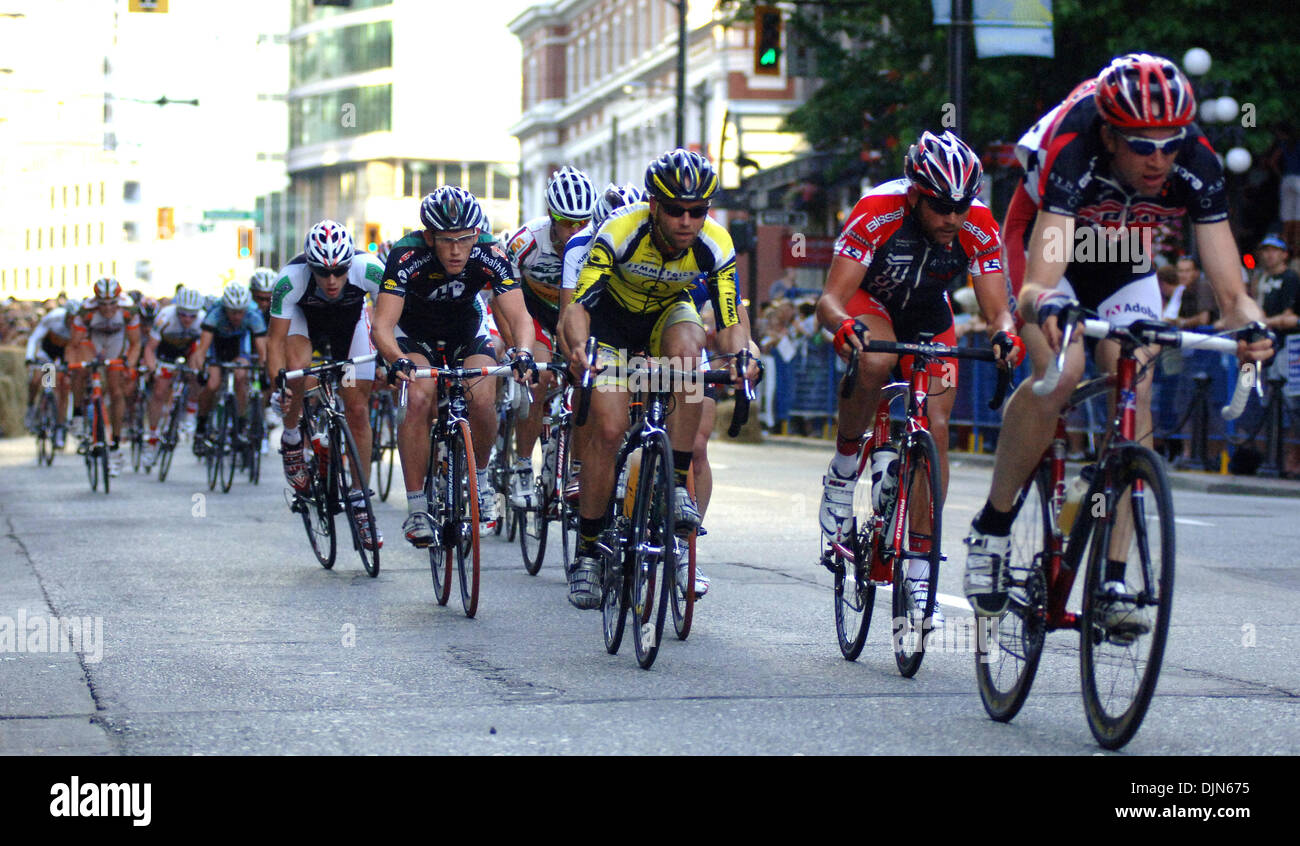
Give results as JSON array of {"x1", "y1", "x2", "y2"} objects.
[{"x1": 573, "y1": 204, "x2": 740, "y2": 329}]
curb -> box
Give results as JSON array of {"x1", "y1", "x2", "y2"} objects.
[{"x1": 757, "y1": 434, "x2": 1300, "y2": 499}]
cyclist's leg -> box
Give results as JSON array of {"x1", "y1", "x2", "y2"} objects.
[
  {"x1": 576, "y1": 343, "x2": 631, "y2": 529},
  {"x1": 513, "y1": 317, "x2": 553, "y2": 460},
  {"x1": 692, "y1": 392, "x2": 716, "y2": 517},
  {"x1": 105, "y1": 361, "x2": 128, "y2": 446}
]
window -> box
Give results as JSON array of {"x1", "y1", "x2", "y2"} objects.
[
  {"x1": 62, "y1": 186, "x2": 68, "y2": 207},
  {"x1": 492, "y1": 165, "x2": 512, "y2": 200},
  {"x1": 123, "y1": 181, "x2": 141, "y2": 203},
  {"x1": 112, "y1": 260, "x2": 117, "y2": 277},
  {"x1": 99, "y1": 182, "x2": 105, "y2": 205},
  {"x1": 75, "y1": 185, "x2": 80, "y2": 206},
  {"x1": 62, "y1": 226, "x2": 67, "y2": 247},
  {"x1": 37, "y1": 228, "x2": 41, "y2": 249},
  {"x1": 402, "y1": 163, "x2": 416, "y2": 197},
  {"x1": 99, "y1": 222, "x2": 104, "y2": 244},
  {"x1": 50, "y1": 226, "x2": 55, "y2": 248},
  {"x1": 50, "y1": 187, "x2": 55, "y2": 209},
  {"x1": 26, "y1": 229, "x2": 30, "y2": 249},
  {"x1": 289, "y1": 83, "x2": 392, "y2": 147},
  {"x1": 468, "y1": 163, "x2": 487, "y2": 197},
  {"x1": 61, "y1": 266, "x2": 66, "y2": 286},
  {"x1": 73, "y1": 226, "x2": 78, "y2": 246}
]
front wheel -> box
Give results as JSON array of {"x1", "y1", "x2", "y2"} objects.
[
  {"x1": 450, "y1": 420, "x2": 481, "y2": 617},
  {"x1": 334, "y1": 419, "x2": 379, "y2": 577},
  {"x1": 976, "y1": 461, "x2": 1052, "y2": 723},
  {"x1": 832, "y1": 521, "x2": 876, "y2": 661},
  {"x1": 1080, "y1": 447, "x2": 1174, "y2": 750},
  {"x1": 630, "y1": 435, "x2": 673, "y2": 670},
  {"x1": 426, "y1": 438, "x2": 453, "y2": 606},
  {"x1": 891, "y1": 430, "x2": 942, "y2": 678}
]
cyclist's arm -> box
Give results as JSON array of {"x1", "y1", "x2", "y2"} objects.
[
  {"x1": 1017, "y1": 210, "x2": 1075, "y2": 348},
  {"x1": 815, "y1": 255, "x2": 869, "y2": 350},
  {"x1": 559, "y1": 294, "x2": 592, "y2": 372},
  {"x1": 972, "y1": 271, "x2": 1016, "y2": 337},
  {"x1": 266, "y1": 316, "x2": 291, "y2": 391},
  {"x1": 492, "y1": 287, "x2": 534, "y2": 359},
  {"x1": 252, "y1": 333, "x2": 268, "y2": 365},
  {"x1": 142, "y1": 333, "x2": 160, "y2": 372},
  {"x1": 190, "y1": 328, "x2": 214, "y2": 371},
  {"x1": 24, "y1": 319, "x2": 48, "y2": 361},
  {"x1": 370, "y1": 292, "x2": 405, "y2": 369},
  {"x1": 1195, "y1": 219, "x2": 1271, "y2": 362},
  {"x1": 124, "y1": 325, "x2": 142, "y2": 370}
]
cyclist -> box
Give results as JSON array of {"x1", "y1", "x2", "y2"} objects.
[
  {"x1": 249, "y1": 268, "x2": 277, "y2": 323},
  {"x1": 189, "y1": 282, "x2": 268, "y2": 451},
  {"x1": 963, "y1": 53, "x2": 1273, "y2": 627},
  {"x1": 504, "y1": 166, "x2": 595, "y2": 509},
  {"x1": 816, "y1": 130, "x2": 1020, "y2": 624},
  {"x1": 267, "y1": 220, "x2": 385, "y2": 549},
  {"x1": 141, "y1": 287, "x2": 206, "y2": 469},
  {"x1": 560, "y1": 148, "x2": 756, "y2": 610},
  {"x1": 67, "y1": 278, "x2": 142, "y2": 476},
  {"x1": 371, "y1": 187, "x2": 537, "y2": 547},
  {"x1": 24, "y1": 298, "x2": 79, "y2": 448}
]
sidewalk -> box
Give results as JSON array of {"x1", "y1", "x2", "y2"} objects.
[{"x1": 761, "y1": 433, "x2": 1300, "y2": 499}]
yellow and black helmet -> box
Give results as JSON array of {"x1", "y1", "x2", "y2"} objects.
[{"x1": 644, "y1": 149, "x2": 718, "y2": 203}]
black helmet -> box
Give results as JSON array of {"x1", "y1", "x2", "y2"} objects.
[{"x1": 644, "y1": 149, "x2": 719, "y2": 203}]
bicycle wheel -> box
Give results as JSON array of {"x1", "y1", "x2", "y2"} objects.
[
  {"x1": 518, "y1": 431, "x2": 547, "y2": 575},
  {"x1": 95, "y1": 401, "x2": 110, "y2": 494},
  {"x1": 158, "y1": 389, "x2": 184, "y2": 482},
  {"x1": 671, "y1": 469, "x2": 699, "y2": 641},
  {"x1": 36, "y1": 394, "x2": 55, "y2": 466},
  {"x1": 1080, "y1": 446, "x2": 1174, "y2": 750},
  {"x1": 205, "y1": 408, "x2": 221, "y2": 492},
  {"x1": 491, "y1": 411, "x2": 513, "y2": 538},
  {"x1": 373, "y1": 397, "x2": 396, "y2": 501},
  {"x1": 892, "y1": 430, "x2": 942, "y2": 678},
  {"x1": 129, "y1": 400, "x2": 144, "y2": 473},
  {"x1": 219, "y1": 397, "x2": 237, "y2": 493},
  {"x1": 976, "y1": 461, "x2": 1052, "y2": 722},
  {"x1": 246, "y1": 391, "x2": 263, "y2": 485},
  {"x1": 85, "y1": 413, "x2": 99, "y2": 492},
  {"x1": 333, "y1": 418, "x2": 380, "y2": 577},
  {"x1": 832, "y1": 521, "x2": 876, "y2": 660},
  {"x1": 426, "y1": 438, "x2": 453, "y2": 606},
  {"x1": 602, "y1": 455, "x2": 631, "y2": 655},
  {"x1": 631, "y1": 434, "x2": 673, "y2": 670},
  {"x1": 297, "y1": 482, "x2": 337, "y2": 570},
  {"x1": 450, "y1": 419, "x2": 481, "y2": 618},
  {"x1": 555, "y1": 424, "x2": 576, "y2": 571}
]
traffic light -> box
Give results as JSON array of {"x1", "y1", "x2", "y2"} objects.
[
  {"x1": 754, "y1": 5, "x2": 782, "y2": 76},
  {"x1": 157, "y1": 207, "x2": 174, "y2": 240},
  {"x1": 365, "y1": 223, "x2": 381, "y2": 252},
  {"x1": 237, "y1": 227, "x2": 254, "y2": 259}
]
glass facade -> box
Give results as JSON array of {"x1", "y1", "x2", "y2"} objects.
[
  {"x1": 291, "y1": 0, "x2": 391, "y2": 27},
  {"x1": 291, "y1": 21, "x2": 392, "y2": 88},
  {"x1": 290, "y1": 84, "x2": 392, "y2": 147}
]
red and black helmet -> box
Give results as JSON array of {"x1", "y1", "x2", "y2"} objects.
[
  {"x1": 904, "y1": 131, "x2": 983, "y2": 203},
  {"x1": 1094, "y1": 53, "x2": 1196, "y2": 129}
]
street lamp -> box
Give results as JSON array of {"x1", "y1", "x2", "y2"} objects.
[{"x1": 1182, "y1": 48, "x2": 1251, "y2": 173}]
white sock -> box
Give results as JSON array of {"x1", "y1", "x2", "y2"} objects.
[
  {"x1": 281, "y1": 427, "x2": 302, "y2": 447},
  {"x1": 829, "y1": 451, "x2": 858, "y2": 479},
  {"x1": 406, "y1": 491, "x2": 427, "y2": 514},
  {"x1": 513, "y1": 456, "x2": 532, "y2": 471}
]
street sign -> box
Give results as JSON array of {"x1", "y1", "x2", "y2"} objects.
[
  {"x1": 128, "y1": 0, "x2": 168, "y2": 12},
  {"x1": 758, "y1": 209, "x2": 808, "y2": 228},
  {"x1": 1285, "y1": 335, "x2": 1300, "y2": 398},
  {"x1": 203, "y1": 210, "x2": 261, "y2": 222}
]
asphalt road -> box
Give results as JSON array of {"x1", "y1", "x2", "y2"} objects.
[{"x1": 1, "y1": 434, "x2": 1296, "y2": 755}]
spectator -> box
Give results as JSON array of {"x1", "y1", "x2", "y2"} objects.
[
  {"x1": 1173, "y1": 255, "x2": 1217, "y2": 329},
  {"x1": 1255, "y1": 234, "x2": 1300, "y2": 476},
  {"x1": 1265, "y1": 124, "x2": 1300, "y2": 254}
]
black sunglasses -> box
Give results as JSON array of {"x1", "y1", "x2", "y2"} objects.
[
  {"x1": 659, "y1": 201, "x2": 710, "y2": 219},
  {"x1": 922, "y1": 195, "x2": 973, "y2": 216},
  {"x1": 310, "y1": 265, "x2": 349, "y2": 277}
]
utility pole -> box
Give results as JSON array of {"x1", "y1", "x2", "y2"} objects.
[
  {"x1": 947, "y1": 0, "x2": 969, "y2": 138},
  {"x1": 676, "y1": 0, "x2": 686, "y2": 149}
]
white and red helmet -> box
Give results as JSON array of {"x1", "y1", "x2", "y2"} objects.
[
  {"x1": 92, "y1": 276, "x2": 122, "y2": 304},
  {"x1": 304, "y1": 220, "x2": 355, "y2": 270},
  {"x1": 904, "y1": 131, "x2": 983, "y2": 204},
  {"x1": 1094, "y1": 53, "x2": 1195, "y2": 129}
]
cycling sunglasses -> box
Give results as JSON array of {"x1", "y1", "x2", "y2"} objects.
[
  {"x1": 549, "y1": 212, "x2": 591, "y2": 228},
  {"x1": 431, "y1": 231, "x2": 480, "y2": 246},
  {"x1": 309, "y1": 265, "x2": 350, "y2": 277},
  {"x1": 922, "y1": 195, "x2": 973, "y2": 216},
  {"x1": 1109, "y1": 127, "x2": 1186, "y2": 157},
  {"x1": 658, "y1": 201, "x2": 711, "y2": 219}
]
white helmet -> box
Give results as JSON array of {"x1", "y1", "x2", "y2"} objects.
[
  {"x1": 222, "y1": 282, "x2": 251, "y2": 311},
  {"x1": 304, "y1": 220, "x2": 355, "y2": 270},
  {"x1": 545, "y1": 166, "x2": 595, "y2": 220},
  {"x1": 174, "y1": 287, "x2": 205, "y2": 314},
  {"x1": 593, "y1": 182, "x2": 647, "y2": 229},
  {"x1": 248, "y1": 267, "x2": 277, "y2": 293}
]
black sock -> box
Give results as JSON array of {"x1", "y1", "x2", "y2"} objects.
[
  {"x1": 1105, "y1": 559, "x2": 1128, "y2": 583},
  {"x1": 579, "y1": 515, "x2": 606, "y2": 547},
  {"x1": 974, "y1": 502, "x2": 1014, "y2": 536},
  {"x1": 673, "y1": 450, "x2": 692, "y2": 487}
]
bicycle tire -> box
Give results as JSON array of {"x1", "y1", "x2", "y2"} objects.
[
  {"x1": 518, "y1": 426, "x2": 547, "y2": 575},
  {"x1": 129, "y1": 399, "x2": 144, "y2": 473},
  {"x1": 85, "y1": 422, "x2": 99, "y2": 492},
  {"x1": 892, "y1": 429, "x2": 942, "y2": 678},
  {"x1": 492, "y1": 412, "x2": 514, "y2": 538},
  {"x1": 205, "y1": 406, "x2": 220, "y2": 492},
  {"x1": 1080, "y1": 446, "x2": 1174, "y2": 750},
  {"x1": 602, "y1": 454, "x2": 631, "y2": 655},
  {"x1": 555, "y1": 424, "x2": 576, "y2": 572},
  {"x1": 95, "y1": 400, "x2": 110, "y2": 494},
  {"x1": 333, "y1": 417, "x2": 380, "y2": 577},
  {"x1": 219, "y1": 397, "x2": 237, "y2": 493},
  {"x1": 451, "y1": 419, "x2": 481, "y2": 617},
  {"x1": 157, "y1": 387, "x2": 184, "y2": 483},
  {"x1": 631, "y1": 433, "x2": 673, "y2": 670},
  {"x1": 672, "y1": 469, "x2": 699, "y2": 641},
  {"x1": 36, "y1": 393, "x2": 55, "y2": 466},
  {"x1": 375, "y1": 398, "x2": 396, "y2": 501},
  {"x1": 976, "y1": 462, "x2": 1052, "y2": 723},
  {"x1": 298, "y1": 483, "x2": 337, "y2": 570},
  {"x1": 247, "y1": 390, "x2": 263, "y2": 485},
  {"x1": 426, "y1": 438, "x2": 453, "y2": 606},
  {"x1": 833, "y1": 521, "x2": 876, "y2": 660}
]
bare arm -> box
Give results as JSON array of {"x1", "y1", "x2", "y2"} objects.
[
  {"x1": 1194, "y1": 220, "x2": 1271, "y2": 363},
  {"x1": 1016, "y1": 211, "x2": 1075, "y2": 350}
]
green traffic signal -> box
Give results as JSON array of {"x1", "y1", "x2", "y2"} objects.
[
  {"x1": 368, "y1": 242, "x2": 378, "y2": 252},
  {"x1": 760, "y1": 48, "x2": 777, "y2": 66},
  {"x1": 239, "y1": 247, "x2": 250, "y2": 258}
]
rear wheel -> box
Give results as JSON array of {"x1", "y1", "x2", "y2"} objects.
[
  {"x1": 157, "y1": 390, "x2": 184, "y2": 482},
  {"x1": 1080, "y1": 447, "x2": 1174, "y2": 750},
  {"x1": 892, "y1": 430, "x2": 942, "y2": 678},
  {"x1": 298, "y1": 478, "x2": 337, "y2": 571},
  {"x1": 218, "y1": 397, "x2": 237, "y2": 493},
  {"x1": 35, "y1": 393, "x2": 56, "y2": 466},
  {"x1": 335, "y1": 420, "x2": 379, "y2": 577},
  {"x1": 976, "y1": 462, "x2": 1052, "y2": 722},
  {"x1": 832, "y1": 521, "x2": 875, "y2": 661},
  {"x1": 631, "y1": 436, "x2": 673, "y2": 670},
  {"x1": 671, "y1": 471, "x2": 698, "y2": 641},
  {"x1": 372, "y1": 396, "x2": 396, "y2": 501},
  {"x1": 451, "y1": 420, "x2": 481, "y2": 617},
  {"x1": 246, "y1": 390, "x2": 263, "y2": 485}
]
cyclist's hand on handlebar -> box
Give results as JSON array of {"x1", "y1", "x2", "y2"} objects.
[
  {"x1": 1235, "y1": 322, "x2": 1276, "y2": 364},
  {"x1": 990, "y1": 330, "x2": 1025, "y2": 368},
  {"x1": 730, "y1": 350, "x2": 761, "y2": 385},
  {"x1": 1033, "y1": 292, "x2": 1079, "y2": 354},
  {"x1": 832, "y1": 318, "x2": 868, "y2": 359},
  {"x1": 508, "y1": 348, "x2": 538, "y2": 385},
  {"x1": 388, "y1": 357, "x2": 416, "y2": 385}
]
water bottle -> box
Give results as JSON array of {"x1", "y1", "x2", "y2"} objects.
[
  {"x1": 870, "y1": 445, "x2": 900, "y2": 515},
  {"x1": 542, "y1": 437, "x2": 557, "y2": 489},
  {"x1": 1057, "y1": 464, "x2": 1096, "y2": 535},
  {"x1": 311, "y1": 431, "x2": 329, "y2": 478}
]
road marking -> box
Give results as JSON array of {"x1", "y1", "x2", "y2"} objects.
[
  {"x1": 877, "y1": 583, "x2": 973, "y2": 612},
  {"x1": 1174, "y1": 517, "x2": 1215, "y2": 527}
]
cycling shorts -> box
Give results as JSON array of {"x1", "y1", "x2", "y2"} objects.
[
  {"x1": 846, "y1": 288, "x2": 958, "y2": 385},
  {"x1": 287, "y1": 304, "x2": 376, "y2": 381}
]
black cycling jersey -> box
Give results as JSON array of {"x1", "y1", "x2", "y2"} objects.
[{"x1": 380, "y1": 234, "x2": 518, "y2": 342}]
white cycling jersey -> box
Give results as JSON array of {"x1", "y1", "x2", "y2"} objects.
[{"x1": 25, "y1": 308, "x2": 72, "y2": 362}]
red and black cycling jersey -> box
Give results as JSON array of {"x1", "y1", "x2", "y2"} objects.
[
  {"x1": 1011, "y1": 78, "x2": 1228, "y2": 298},
  {"x1": 833, "y1": 178, "x2": 1003, "y2": 315},
  {"x1": 380, "y1": 234, "x2": 518, "y2": 342}
]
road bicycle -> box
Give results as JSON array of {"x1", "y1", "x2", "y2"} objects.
[
  {"x1": 369, "y1": 381, "x2": 398, "y2": 502},
  {"x1": 399, "y1": 357, "x2": 564, "y2": 618},
  {"x1": 825, "y1": 336, "x2": 1010, "y2": 676},
  {"x1": 575, "y1": 339, "x2": 754, "y2": 669},
  {"x1": 517, "y1": 358, "x2": 576, "y2": 576},
  {"x1": 975, "y1": 309, "x2": 1262, "y2": 749},
  {"x1": 205, "y1": 361, "x2": 262, "y2": 493},
  {"x1": 127, "y1": 365, "x2": 149, "y2": 473},
  {"x1": 69, "y1": 358, "x2": 119, "y2": 494},
  {"x1": 30, "y1": 361, "x2": 68, "y2": 467},
  {"x1": 280, "y1": 354, "x2": 380, "y2": 577},
  {"x1": 488, "y1": 375, "x2": 527, "y2": 541},
  {"x1": 154, "y1": 359, "x2": 200, "y2": 483}
]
